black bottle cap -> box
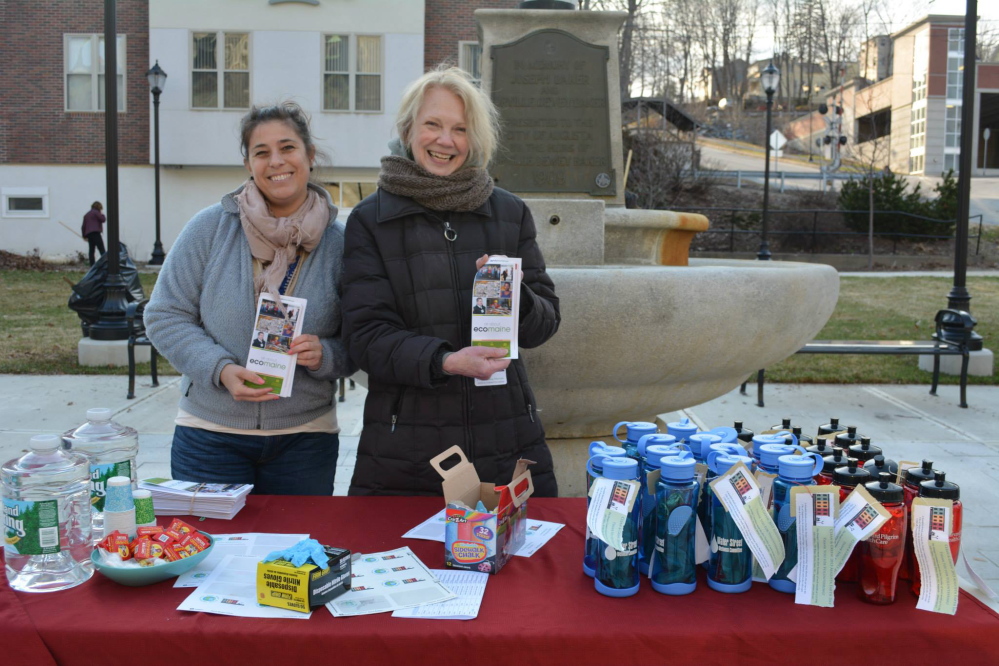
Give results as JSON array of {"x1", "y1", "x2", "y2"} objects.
[
  {"x1": 904, "y1": 460, "x2": 936, "y2": 487},
  {"x1": 865, "y1": 472, "x2": 903, "y2": 503},
  {"x1": 822, "y1": 447, "x2": 849, "y2": 473},
  {"x1": 920, "y1": 471, "x2": 960, "y2": 500},
  {"x1": 783, "y1": 418, "x2": 792, "y2": 429},
  {"x1": 830, "y1": 418, "x2": 839, "y2": 428},
  {"x1": 834, "y1": 458, "x2": 871, "y2": 486},
  {"x1": 848, "y1": 436, "x2": 883, "y2": 462},
  {"x1": 734, "y1": 421, "x2": 743, "y2": 430},
  {"x1": 734, "y1": 421, "x2": 754, "y2": 443},
  {"x1": 834, "y1": 427, "x2": 862, "y2": 447},
  {"x1": 817, "y1": 418, "x2": 841, "y2": 437},
  {"x1": 791, "y1": 426, "x2": 813, "y2": 444},
  {"x1": 863, "y1": 454, "x2": 899, "y2": 476},
  {"x1": 807, "y1": 438, "x2": 834, "y2": 456}
]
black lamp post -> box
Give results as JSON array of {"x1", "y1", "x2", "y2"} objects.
[
  {"x1": 146, "y1": 61, "x2": 167, "y2": 266},
  {"x1": 758, "y1": 62, "x2": 780, "y2": 261},
  {"x1": 89, "y1": 0, "x2": 129, "y2": 341}
]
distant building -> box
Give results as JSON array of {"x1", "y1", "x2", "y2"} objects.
[{"x1": 784, "y1": 14, "x2": 999, "y2": 176}]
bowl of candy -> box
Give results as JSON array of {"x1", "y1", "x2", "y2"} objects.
[{"x1": 91, "y1": 519, "x2": 214, "y2": 587}]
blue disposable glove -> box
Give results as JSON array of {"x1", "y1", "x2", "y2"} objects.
[{"x1": 264, "y1": 538, "x2": 329, "y2": 569}]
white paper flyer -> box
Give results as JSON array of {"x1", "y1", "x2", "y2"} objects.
[
  {"x1": 326, "y1": 547, "x2": 455, "y2": 617},
  {"x1": 791, "y1": 486, "x2": 838, "y2": 607},
  {"x1": 471, "y1": 256, "x2": 521, "y2": 387},
  {"x1": 912, "y1": 498, "x2": 959, "y2": 615},
  {"x1": 246, "y1": 292, "x2": 307, "y2": 397}
]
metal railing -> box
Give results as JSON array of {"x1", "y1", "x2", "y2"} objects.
[
  {"x1": 669, "y1": 207, "x2": 985, "y2": 255},
  {"x1": 686, "y1": 169, "x2": 863, "y2": 192}
]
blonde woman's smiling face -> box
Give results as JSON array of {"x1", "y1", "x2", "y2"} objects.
[
  {"x1": 244, "y1": 120, "x2": 314, "y2": 217},
  {"x1": 410, "y1": 87, "x2": 469, "y2": 176}
]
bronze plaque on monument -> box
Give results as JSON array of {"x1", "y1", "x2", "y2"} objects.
[{"x1": 490, "y1": 29, "x2": 616, "y2": 195}]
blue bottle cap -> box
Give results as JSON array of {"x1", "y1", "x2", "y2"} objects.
[
  {"x1": 777, "y1": 452, "x2": 823, "y2": 481},
  {"x1": 688, "y1": 433, "x2": 721, "y2": 460},
  {"x1": 751, "y1": 432, "x2": 795, "y2": 459},
  {"x1": 705, "y1": 426, "x2": 739, "y2": 443},
  {"x1": 636, "y1": 433, "x2": 676, "y2": 458},
  {"x1": 589, "y1": 440, "x2": 625, "y2": 458},
  {"x1": 708, "y1": 453, "x2": 754, "y2": 476},
  {"x1": 601, "y1": 456, "x2": 639, "y2": 481},
  {"x1": 659, "y1": 451, "x2": 696, "y2": 482},
  {"x1": 758, "y1": 443, "x2": 798, "y2": 471},
  {"x1": 707, "y1": 442, "x2": 747, "y2": 460},
  {"x1": 666, "y1": 418, "x2": 698, "y2": 441},
  {"x1": 645, "y1": 443, "x2": 684, "y2": 468},
  {"x1": 613, "y1": 421, "x2": 657, "y2": 444}
]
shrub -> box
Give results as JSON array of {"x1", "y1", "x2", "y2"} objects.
[{"x1": 838, "y1": 170, "x2": 955, "y2": 238}]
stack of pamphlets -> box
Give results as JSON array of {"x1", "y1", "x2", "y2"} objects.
[
  {"x1": 470, "y1": 255, "x2": 521, "y2": 387},
  {"x1": 246, "y1": 292, "x2": 307, "y2": 397},
  {"x1": 138, "y1": 478, "x2": 253, "y2": 520}
]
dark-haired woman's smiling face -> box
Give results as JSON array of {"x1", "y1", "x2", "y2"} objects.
[{"x1": 245, "y1": 120, "x2": 314, "y2": 216}]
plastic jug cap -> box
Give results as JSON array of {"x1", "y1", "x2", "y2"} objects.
[
  {"x1": 833, "y1": 458, "x2": 871, "y2": 486},
  {"x1": 708, "y1": 453, "x2": 752, "y2": 476},
  {"x1": 904, "y1": 459, "x2": 936, "y2": 485},
  {"x1": 637, "y1": 433, "x2": 676, "y2": 458},
  {"x1": 29, "y1": 434, "x2": 61, "y2": 451},
  {"x1": 645, "y1": 444, "x2": 683, "y2": 468},
  {"x1": 87, "y1": 407, "x2": 112, "y2": 422},
  {"x1": 688, "y1": 433, "x2": 721, "y2": 458},
  {"x1": 759, "y1": 443, "x2": 797, "y2": 469}
]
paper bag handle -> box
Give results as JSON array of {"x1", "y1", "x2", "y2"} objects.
[
  {"x1": 429, "y1": 445, "x2": 470, "y2": 480},
  {"x1": 506, "y1": 470, "x2": 534, "y2": 508}
]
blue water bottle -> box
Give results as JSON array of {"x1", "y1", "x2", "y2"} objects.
[
  {"x1": 750, "y1": 432, "x2": 796, "y2": 466},
  {"x1": 666, "y1": 418, "x2": 698, "y2": 444},
  {"x1": 636, "y1": 434, "x2": 678, "y2": 575},
  {"x1": 757, "y1": 442, "x2": 798, "y2": 476},
  {"x1": 706, "y1": 452, "x2": 756, "y2": 593},
  {"x1": 688, "y1": 433, "x2": 721, "y2": 462},
  {"x1": 584, "y1": 442, "x2": 627, "y2": 578},
  {"x1": 612, "y1": 421, "x2": 658, "y2": 459},
  {"x1": 650, "y1": 451, "x2": 699, "y2": 595},
  {"x1": 698, "y1": 443, "x2": 747, "y2": 557},
  {"x1": 768, "y1": 451, "x2": 824, "y2": 593},
  {"x1": 594, "y1": 457, "x2": 642, "y2": 597}
]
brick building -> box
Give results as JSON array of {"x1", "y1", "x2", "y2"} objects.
[
  {"x1": 783, "y1": 15, "x2": 999, "y2": 176},
  {"x1": 424, "y1": 0, "x2": 519, "y2": 75}
]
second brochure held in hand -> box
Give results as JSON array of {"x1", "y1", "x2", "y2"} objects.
[{"x1": 470, "y1": 256, "x2": 520, "y2": 358}]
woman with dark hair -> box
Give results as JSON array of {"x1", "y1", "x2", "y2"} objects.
[
  {"x1": 342, "y1": 66, "x2": 561, "y2": 497},
  {"x1": 81, "y1": 201, "x2": 105, "y2": 266},
  {"x1": 145, "y1": 102, "x2": 354, "y2": 495}
]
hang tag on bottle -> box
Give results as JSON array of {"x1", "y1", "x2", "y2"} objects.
[
  {"x1": 912, "y1": 498, "x2": 959, "y2": 615},
  {"x1": 709, "y1": 461, "x2": 785, "y2": 580},
  {"x1": 791, "y1": 486, "x2": 839, "y2": 607},
  {"x1": 831, "y1": 485, "x2": 890, "y2": 576},
  {"x1": 586, "y1": 477, "x2": 640, "y2": 552}
]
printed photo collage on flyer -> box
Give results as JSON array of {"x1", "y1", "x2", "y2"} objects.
[
  {"x1": 472, "y1": 263, "x2": 514, "y2": 316},
  {"x1": 251, "y1": 298, "x2": 301, "y2": 355}
]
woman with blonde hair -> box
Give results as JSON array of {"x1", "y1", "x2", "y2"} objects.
[
  {"x1": 342, "y1": 66, "x2": 561, "y2": 496},
  {"x1": 146, "y1": 102, "x2": 354, "y2": 495}
]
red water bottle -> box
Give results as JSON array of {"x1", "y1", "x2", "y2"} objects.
[
  {"x1": 911, "y1": 471, "x2": 962, "y2": 596},
  {"x1": 900, "y1": 460, "x2": 936, "y2": 582},
  {"x1": 816, "y1": 446, "x2": 849, "y2": 485},
  {"x1": 857, "y1": 473, "x2": 906, "y2": 604},
  {"x1": 833, "y1": 458, "x2": 871, "y2": 583}
]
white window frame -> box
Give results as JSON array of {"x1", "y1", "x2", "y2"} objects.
[
  {"x1": 64, "y1": 34, "x2": 126, "y2": 112},
  {"x1": 191, "y1": 30, "x2": 251, "y2": 110},
  {"x1": 459, "y1": 41, "x2": 482, "y2": 86},
  {"x1": 322, "y1": 34, "x2": 384, "y2": 113},
  {"x1": 2, "y1": 188, "x2": 49, "y2": 218}
]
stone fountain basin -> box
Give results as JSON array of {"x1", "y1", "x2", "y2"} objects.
[{"x1": 521, "y1": 258, "x2": 840, "y2": 440}]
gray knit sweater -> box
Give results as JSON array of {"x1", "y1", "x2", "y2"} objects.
[{"x1": 145, "y1": 183, "x2": 355, "y2": 430}]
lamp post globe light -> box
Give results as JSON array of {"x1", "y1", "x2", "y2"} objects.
[
  {"x1": 146, "y1": 61, "x2": 167, "y2": 266},
  {"x1": 758, "y1": 61, "x2": 780, "y2": 261}
]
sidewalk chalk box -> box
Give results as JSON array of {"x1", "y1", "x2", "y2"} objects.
[
  {"x1": 256, "y1": 545, "x2": 351, "y2": 613},
  {"x1": 431, "y1": 445, "x2": 534, "y2": 575}
]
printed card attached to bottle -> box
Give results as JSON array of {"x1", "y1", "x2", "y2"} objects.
[
  {"x1": 790, "y1": 486, "x2": 839, "y2": 607},
  {"x1": 245, "y1": 292, "x2": 307, "y2": 398},
  {"x1": 471, "y1": 256, "x2": 521, "y2": 387},
  {"x1": 912, "y1": 497, "x2": 959, "y2": 615},
  {"x1": 709, "y1": 460, "x2": 786, "y2": 580}
]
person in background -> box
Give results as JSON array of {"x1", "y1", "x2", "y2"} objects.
[
  {"x1": 342, "y1": 66, "x2": 560, "y2": 497},
  {"x1": 81, "y1": 201, "x2": 105, "y2": 266},
  {"x1": 145, "y1": 102, "x2": 354, "y2": 495}
]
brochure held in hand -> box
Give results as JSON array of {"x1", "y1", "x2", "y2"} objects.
[
  {"x1": 246, "y1": 292, "x2": 307, "y2": 397},
  {"x1": 470, "y1": 256, "x2": 520, "y2": 387}
]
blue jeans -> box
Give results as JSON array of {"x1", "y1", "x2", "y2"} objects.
[{"x1": 171, "y1": 426, "x2": 338, "y2": 496}]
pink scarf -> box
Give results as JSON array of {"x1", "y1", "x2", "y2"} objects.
[{"x1": 234, "y1": 180, "x2": 331, "y2": 301}]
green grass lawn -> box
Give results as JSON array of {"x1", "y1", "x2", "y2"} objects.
[{"x1": 0, "y1": 269, "x2": 996, "y2": 384}]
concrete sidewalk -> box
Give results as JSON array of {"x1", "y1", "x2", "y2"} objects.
[{"x1": 1, "y1": 374, "x2": 996, "y2": 605}]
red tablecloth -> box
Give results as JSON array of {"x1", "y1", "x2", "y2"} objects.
[{"x1": 3, "y1": 496, "x2": 998, "y2": 665}]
